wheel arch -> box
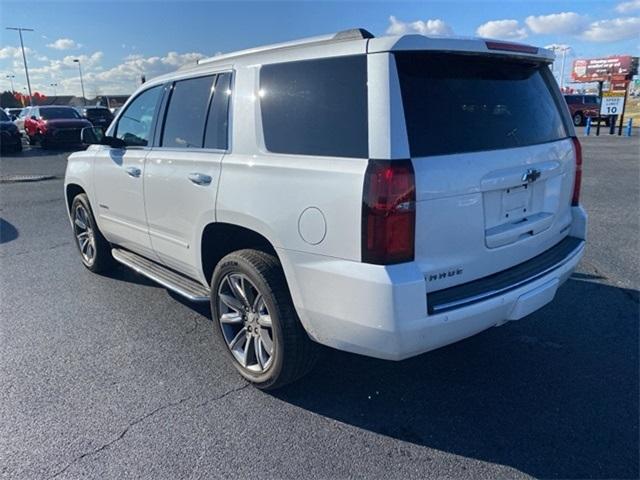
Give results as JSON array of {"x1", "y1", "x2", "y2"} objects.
[
  {"x1": 200, "y1": 222, "x2": 279, "y2": 285},
  {"x1": 65, "y1": 183, "x2": 86, "y2": 214}
]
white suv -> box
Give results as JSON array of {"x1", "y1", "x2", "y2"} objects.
[{"x1": 65, "y1": 29, "x2": 587, "y2": 389}]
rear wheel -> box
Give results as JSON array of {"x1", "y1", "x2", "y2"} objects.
[
  {"x1": 71, "y1": 194, "x2": 114, "y2": 273},
  {"x1": 210, "y1": 249, "x2": 319, "y2": 390},
  {"x1": 573, "y1": 112, "x2": 583, "y2": 127}
]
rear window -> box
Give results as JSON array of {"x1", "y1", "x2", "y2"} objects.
[
  {"x1": 395, "y1": 52, "x2": 568, "y2": 157},
  {"x1": 86, "y1": 109, "x2": 112, "y2": 119},
  {"x1": 259, "y1": 55, "x2": 368, "y2": 158}
]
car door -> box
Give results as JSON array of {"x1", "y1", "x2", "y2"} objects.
[
  {"x1": 144, "y1": 72, "x2": 232, "y2": 279},
  {"x1": 93, "y1": 85, "x2": 163, "y2": 260}
]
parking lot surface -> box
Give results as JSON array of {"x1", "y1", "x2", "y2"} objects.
[{"x1": 1, "y1": 132, "x2": 638, "y2": 479}]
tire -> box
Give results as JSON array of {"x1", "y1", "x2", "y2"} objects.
[
  {"x1": 573, "y1": 112, "x2": 583, "y2": 127},
  {"x1": 210, "y1": 249, "x2": 319, "y2": 390},
  {"x1": 70, "y1": 193, "x2": 114, "y2": 273},
  {"x1": 14, "y1": 140, "x2": 22, "y2": 152}
]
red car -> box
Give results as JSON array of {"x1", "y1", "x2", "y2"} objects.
[
  {"x1": 563, "y1": 94, "x2": 605, "y2": 127},
  {"x1": 25, "y1": 106, "x2": 92, "y2": 149}
]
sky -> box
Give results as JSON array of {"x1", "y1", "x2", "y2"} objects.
[{"x1": 1, "y1": 0, "x2": 639, "y2": 97}]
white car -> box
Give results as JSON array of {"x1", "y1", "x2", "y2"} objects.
[{"x1": 65, "y1": 29, "x2": 587, "y2": 389}]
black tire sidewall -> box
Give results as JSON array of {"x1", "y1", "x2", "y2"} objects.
[
  {"x1": 71, "y1": 194, "x2": 111, "y2": 273},
  {"x1": 210, "y1": 253, "x2": 286, "y2": 388},
  {"x1": 573, "y1": 113, "x2": 583, "y2": 126}
]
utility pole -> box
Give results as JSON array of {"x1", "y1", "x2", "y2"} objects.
[
  {"x1": 6, "y1": 27, "x2": 34, "y2": 105},
  {"x1": 73, "y1": 59, "x2": 86, "y2": 105},
  {"x1": 6, "y1": 74, "x2": 16, "y2": 92},
  {"x1": 50, "y1": 83, "x2": 58, "y2": 96}
]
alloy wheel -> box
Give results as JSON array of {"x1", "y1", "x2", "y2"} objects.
[
  {"x1": 73, "y1": 204, "x2": 96, "y2": 264},
  {"x1": 217, "y1": 273, "x2": 274, "y2": 373}
]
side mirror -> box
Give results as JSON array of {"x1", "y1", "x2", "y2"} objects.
[{"x1": 81, "y1": 126, "x2": 126, "y2": 148}]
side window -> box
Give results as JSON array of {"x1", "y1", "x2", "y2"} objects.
[
  {"x1": 259, "y1": 55, "x2": 368, "y2": 158},
  {"x1": 115, "y1": 86, "x2": 162, "y2": 147},
  {"x1": 204, "y1": 72, "x2": 232, "y2": 150},
  {"x1": 162, "y1": 75, "x2": 215, "y2": 148},
  {"x1": 565, "y1": 96, "x2": 578, "y2": 105}
]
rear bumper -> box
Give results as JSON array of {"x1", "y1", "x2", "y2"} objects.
[{"x1": 280, "y1": 206, "x2": 587, "y2": 361}]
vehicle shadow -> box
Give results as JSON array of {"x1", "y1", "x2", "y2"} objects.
[
  {"x1": 0, "y1": 218, "x2": 19, "y2": 244},
  {"x1": 270, "y1": 277, "x2": 639, "y2": 479}
]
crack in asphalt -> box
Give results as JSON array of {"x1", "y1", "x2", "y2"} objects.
[{"x1": 49, "y1": 383, "x2": 249, "y2": 479}]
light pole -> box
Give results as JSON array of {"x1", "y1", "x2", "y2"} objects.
[
  {"x1": 6, "y1": 74, "x2": 16, "y2": 92},
  {"x1": 549, "y1": 45, "x2": 571, "y2": 90},
  {"x1": 6, "y1": 27, "x2": 34, "y2": 105},
  {"x1": 50, "y1": 83, "x2": 58, "y2": 96},
  {"x1": 73, "y1": 59, "x2": 86, "y2": 105}
]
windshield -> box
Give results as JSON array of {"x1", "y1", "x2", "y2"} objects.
[
  {"x1": 0, "y1": 110, "x2": 9, "y2": 122},
  {"x1": 395, "y1": 52, "x2": 569, "y2": 157},
  {"x1": 40, "y1": 108, "x2": 82, "y2": 120}
]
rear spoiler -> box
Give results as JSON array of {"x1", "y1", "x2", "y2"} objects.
[{"x1": 368, "y1": 35, "x2": 554, "y2": 63}]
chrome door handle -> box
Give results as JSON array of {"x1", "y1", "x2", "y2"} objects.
[
  {"x1": 188, "y1": 173, "x2": 212, "y2": 186},
  {"x1": 125, "y1": 166, "x2": 141, "y2": 178}
]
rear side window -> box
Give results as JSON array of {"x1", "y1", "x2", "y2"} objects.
[
  {"x1": 162, "y1": 75, "x2": 214, "y2": 148},
  {"x1": 259, "y1": 55, "x2": 368, "y2": 158},
  {"x1": 395, "y1": 53, "x2": 568, "y2": 157},
  {"x1": 583, "y1": 96, "x2": 599, "y2": 105},
  {"x1": 204, "y1": 72, "x2": 232, "y2": 150}
]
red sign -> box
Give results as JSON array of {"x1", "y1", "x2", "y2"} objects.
[{"x1": 571, "y1": 56, "x2": 636, "y2": 82}]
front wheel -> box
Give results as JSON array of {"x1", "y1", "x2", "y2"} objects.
[
  {"x1": 210, "y1": 249, "x2": 319, "y2": 390},
  {"x1": 71, "y1": 194, "x2": 114, "y2": 273}
]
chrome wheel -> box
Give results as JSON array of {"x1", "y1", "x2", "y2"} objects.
[
  {"x1": 218, "y1": 273, "x2": 274, "y2": 373},
  {"x1": 73, "y1": 204, "x2": 96, "y2": 264}
]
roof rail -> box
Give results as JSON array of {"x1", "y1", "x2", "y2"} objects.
[{"x1": 197, "y1": 28, "x2": 375, "y2": 66}]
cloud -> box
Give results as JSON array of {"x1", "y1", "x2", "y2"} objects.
[
  {"x1": 615, "y1": 0, "x2": 640, "y2": 13},
  {"x1": 581, "y1": 16, "x2": 640, "y2": 41},
  {"x1": 476, "y1": 19, "x2": 528, "y2": 40},
  {"x1": 525, "y1": 12, "x2": 588, "y2": 35},
  {"x1": 386, "y1": 16, "x2": 454, "y2": 36},
  {"x1": 46, "y1": 38, "x2": 82, "y2": 50},
  {"x1": 0, "y1": 46, "x2": 34, "y2": 60}
]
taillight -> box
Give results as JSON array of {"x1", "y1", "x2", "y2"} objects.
[
  {"x1": 485, "y1": 41, "x2": 539, "y2": 54},
  {"x1": 362, "y1": 159, "x2": 416, "y2": 265},
  {"x1": 571, "y1": 137, "x2": 582, "y2": 206}
]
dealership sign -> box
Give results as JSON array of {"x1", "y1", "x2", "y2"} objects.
[{"x1": 571, "y1": 56, "x2": 636, "y2": 82}]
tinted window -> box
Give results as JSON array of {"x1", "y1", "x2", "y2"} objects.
[
  {"x1": 162, "y1": 75, "x2": 214, "y2": 148},
  {"x1": 564, "y1": 95, "x2": 580, "y2": 105},
  {"x1": 116, "y1": 86, "x2": 162, "y2": 147},
  {"x1": 204, "y1": 72, "x2": 232, "y2": 150},
  {"x1": 583, "y1": 96, "x2": 599, "y2": 105},
  {"x1": 395, "y1": 53, "x2": 568, "y2": 157},
  {"x1": 260, "y1": 55, "x2": 368, "y2": 158},
  {"x1": 40, "y1": 108, "x2": 81, "y2": 120},
  {"x1": 85, "y1": 108, "x2": 113, "y2": 119},
  {"x1": 0, "y1": 110, "x2": 9, "y2": 121}
]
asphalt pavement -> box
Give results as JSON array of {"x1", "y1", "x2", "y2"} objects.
[{"x1": 0, "y1": 132, "x2": 638, "y2": 479}]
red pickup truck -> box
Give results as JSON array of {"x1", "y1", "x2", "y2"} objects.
[
  {"x1": 25, "y1": 106, "x2": 91, "y2": 148},
  {"x1": 563, "y1": 94, "x2": 607, "y2": 126}
]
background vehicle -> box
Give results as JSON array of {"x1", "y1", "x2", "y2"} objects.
[
  {"x1": 14, "y1": 107, "x2": 30, "y2": 134},
  {"x1": 563, "y1": 94, "x2": 604, "y2": 126},
  {"x1": 66, "y1": 30, "x2": 586, "y2": 390},
  {"x1": 25, "y1": 106, "x2": 92, "y2": 148},
  {"x1": 0, "y1": 109, "x2": 22, "y2": 152},
  {"x1": 4, "y1": 108, "x2": 23, "y2": 121},
  {"x1": 79, "y1": 106, "x2": 114, "y2": 129}
]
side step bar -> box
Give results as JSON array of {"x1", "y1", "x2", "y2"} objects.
[{"x1": 111, "y1": 248, "x2": 210, "y2": 302}]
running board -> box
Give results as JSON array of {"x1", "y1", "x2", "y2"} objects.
[{"x1": 111, "y1": 248, "x2": 210, "y2": 302}]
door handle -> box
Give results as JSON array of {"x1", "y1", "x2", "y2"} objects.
[
  {"x1": 125, "y1": 166, "x2": 141, "y2": 178},
  {"x1": 188, "y1": 173, "x2": 212, "y2": 186}
]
